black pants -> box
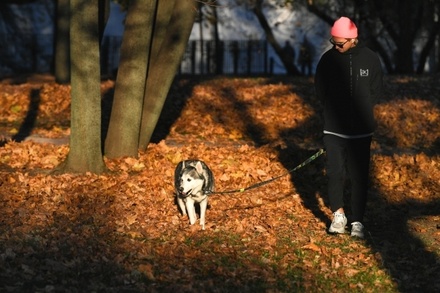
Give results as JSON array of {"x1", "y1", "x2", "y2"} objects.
[{"x1": 323, "y1": 134, "x2": 372, "y2": 223}]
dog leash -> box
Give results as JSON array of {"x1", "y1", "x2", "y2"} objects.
[{"x1": 209, "y1": 148, "x2": 325, "y2": 195}]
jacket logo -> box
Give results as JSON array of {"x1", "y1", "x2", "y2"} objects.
[{"x1": 360, "y1": 69, "x2": 369, "y2": 77}]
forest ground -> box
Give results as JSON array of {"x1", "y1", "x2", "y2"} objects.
[{"x1": 0, "y1": 74, "x2": 439, "y2": 292}]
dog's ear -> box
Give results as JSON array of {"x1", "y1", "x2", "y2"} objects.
[
  {"x1": 195, "y1": 161, "x2": 204, "y2": 174},
  {"x1": 182, "y1": 161, "x2": 186, "y2": 169}
]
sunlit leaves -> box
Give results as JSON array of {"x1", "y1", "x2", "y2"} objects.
[{"x1": 0, "y1": 75, "x2": 438, "y2": 291}]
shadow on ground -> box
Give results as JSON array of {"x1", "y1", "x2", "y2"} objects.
[{"x1": 269, "y1": 76, "x2": 440, "y2": 292}]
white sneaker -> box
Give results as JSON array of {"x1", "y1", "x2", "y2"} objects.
[
  {"x1": 328, "y1": 211, "x2": 347, "y2": 234},
  {"x1": 351, "y1": 222, "x2": 364, "y2": 238}
]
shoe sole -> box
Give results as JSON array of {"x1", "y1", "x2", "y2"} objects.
[
  {"x1": 328, "y1": 227, "x2": 347, "y2": 234},
  {"x1": 350, "y1": 232, "x2": 364, "y2": 239}
]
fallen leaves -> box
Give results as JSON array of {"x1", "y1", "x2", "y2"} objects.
[
  {"x1": 302, "y1": 241, "x2": 321, "y2": 253},
  {"x1": 0, "y1": 75, "x2": 438, "y2": 292}
]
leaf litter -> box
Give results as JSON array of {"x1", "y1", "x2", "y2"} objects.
[{"x1": 0, "y1": 74, "x2": 439, "y2": 292}]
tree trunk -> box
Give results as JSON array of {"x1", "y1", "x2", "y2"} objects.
[
  {"x1": 416, "y1": 21, "x2": 440, "y2": 74},
  {"x1": 104, "y1": 0, "x2": 156, "y2": 158},
  {"x1": 98, "y1": 0, "x2": 110, "y2": 43},
  {"x1": 253, "y1": 0, "x2": 300, "y2": 76},
  {"x1": 416, "y1": 2, "x2": 440, "y2": 74},
  {"x1": 54, "y1": 0, "x2": 70, "y2": 84},
  {"x1": 58, "y1": 0, "x2": 105, "y2": 174},
  {"x1": 198, "y1": 2, "x2": 204, "y2": 74},
  {"x1": 213, "y1": 3, "x2": 223, "y2": 75},
  {"x1": 138, "y1": 0, "x2": 196, "y2": 150},
  {"x1": 395, "y1": 1, "x2": 423, "y2": 74},
  {"x1": 307, "y1": 0, "x2": 429, "y2": 74}
]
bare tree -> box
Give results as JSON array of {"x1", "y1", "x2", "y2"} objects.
[
  {"x1": 54, "y1": 0, "x2": 108, "y2": 83},
  {"x1": 58, "y1": 0, "x2": 106, "y2": 173},
  {"x1": 138, "y1": 0, "x2": 196, "y2": 149},
  {"x1": 54, "y1": 0, "x2": 70, "y2": 83},
  {"x1": 102, "y1": 0, "x2": 197, "y2": 154},
  {"x1": 104, "y1": 0, "x2": 156, "y2": 158},
  {"x1": 56, "y1": 0, "x2": 195, "y2": 172},
  {"x1": 305, "y1": 0, "x2": 440, "y2": 74},
  {"x1": 252, "y1": 0, "x2": 301, "y2": 75}
]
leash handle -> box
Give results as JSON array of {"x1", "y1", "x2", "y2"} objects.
[{"x1": 210, "y1": 148, "x2": 325, "y2": 195}]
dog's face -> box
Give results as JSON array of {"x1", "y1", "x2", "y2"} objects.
[
  {"x1": 174, "y1": 160, "x2": 213, "y2": 230},
  {"x1": 178, "y1": 168, "x2": 204, "y2": 197}
]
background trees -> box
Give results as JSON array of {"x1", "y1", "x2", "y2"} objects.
[
  {"x1": 199, "y1": 0, "x2": 440, "y2": 75},
  {"x1": 1, "y1": 0, "x2": 440, "y2": 173},
  {"x1": 2, "y1": 0, "x2": 440, "y2": 77},
  {"x1": 57, "y1": 0, "x2": 196, "y2": 173},
  {"x1": 304, "y1": 0, "x2": 440, "y2": 74},
  {"x1": 54, "y1": 0, "x2": 70, "y2": 84},
  {"x1": 60, "y1": 0, "x2": 106, "y2": 173},
  {"x1": 104, "y1": 0, "x2": 196, "y2": 158},
  {"x1": 103, "y1": 0, "x2": 155, "y2": 158}
]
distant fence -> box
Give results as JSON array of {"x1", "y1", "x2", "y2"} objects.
[
  {"x1": 88, "y1": 37, "x2": 282, "y2": 77},
  {"x1": 0, "y1": 34, "x2": 53, "y2": 77},
  {"x1": 179, "y1": 39, "x2": 276, "y2": 75},
  {"x1": 0, "y1": 34, "x2": 285, "y2": 78}
]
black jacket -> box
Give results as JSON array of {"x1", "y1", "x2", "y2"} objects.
[{"x1": 315, "y1": 41, "x2": 383, "y2": 136}]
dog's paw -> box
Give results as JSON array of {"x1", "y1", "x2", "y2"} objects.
[{"x1": 185, "y1": 224, "x2": 199, "y2": 233}]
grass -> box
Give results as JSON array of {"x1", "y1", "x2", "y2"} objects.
[{"x1": 0, "y1": 75, "x2": 438, "y2": 292}]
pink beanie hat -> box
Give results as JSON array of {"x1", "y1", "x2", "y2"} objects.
[{"x1": 331, "y1": 17, "x2": 358, "y2": 38}]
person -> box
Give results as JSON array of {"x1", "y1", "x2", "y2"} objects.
[
  {"x1": 282, "y1": 40, "x2": 296, "y2": 67},
  {"x1": 298, "y1": 38, "x2": 313, "y2": 76},
  {"x1": 314, "y1": 16, "x2": 383, "y2": 238}
]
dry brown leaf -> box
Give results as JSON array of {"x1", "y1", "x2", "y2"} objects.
[{"x1": 0, "y1": 76, "x2": 438, "y2": 292}]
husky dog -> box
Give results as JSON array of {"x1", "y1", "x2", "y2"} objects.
[{"x1": 174, "y1": 160, "x2": 214, "y2": 230}]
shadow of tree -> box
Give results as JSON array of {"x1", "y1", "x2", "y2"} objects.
[
  {"x1": 173, "y1": 75, "x2": 439, "y2": 292},
  {"x1": 366, "y1": 188, "x2": 440, "y2": 291},
  {"x1": 0, "y1": 174, "x2": 308, "y2": 292},
  {"x1": 0, "y1": 88, "x2": 41, "y2": 147},
  {"x1": 272, "y1": 76, "x2": 440, "y2": 292},
  {"x1": 1, "y1": 75, "x2": 438, "y2": 291},
  {"x1": 151, "y1": 77, "x2": 203, "y2": 144},
  {"x1": 0, "y1": 192, "x2": 150, "y2": 291}
]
